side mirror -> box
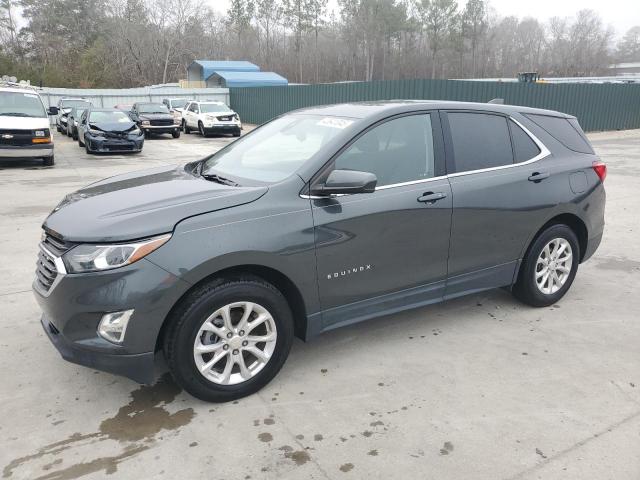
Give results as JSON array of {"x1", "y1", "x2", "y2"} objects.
[
  {"x1": 47, "y1": 106, "x2": 59, "y2": 115},
  {"x1": 312, "y1": 169, "x2": 377, "y2": 195}
]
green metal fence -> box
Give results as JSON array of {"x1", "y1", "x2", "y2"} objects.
[{"x1": 230, "y1": 79, "x2": 640, "y2": 132}]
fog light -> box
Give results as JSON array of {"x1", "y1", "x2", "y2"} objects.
[{"x1": 98, "y1": 310, "x2": 133, "y2": 344}]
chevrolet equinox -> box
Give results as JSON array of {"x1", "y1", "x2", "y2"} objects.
[{"x1": 34, "y1": 101, "x2": 606, "y2": 402}]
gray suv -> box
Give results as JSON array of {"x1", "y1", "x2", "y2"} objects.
[{"x1": 33, "y1": 101, "x2": 606, "y2": 402}]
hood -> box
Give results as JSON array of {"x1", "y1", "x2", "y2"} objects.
[
  {"x1": 138, "y1": 113, "x2": 173, "y2": 121},
  {"x1": 43, "y1": 164, "x2": 268, "y2": 242},
  {"x1": 0, "y1": 116, "x2": 50, "y2": 130},
  {"x1": 89, "y1": 121, "x2": 137, "y2": 133}
]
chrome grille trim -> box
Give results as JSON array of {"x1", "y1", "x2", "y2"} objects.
[{"x1": 34, "y1": 244, "x2": 67, "y2": 297}]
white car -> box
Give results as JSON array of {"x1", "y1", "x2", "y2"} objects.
[
  {"x1": 181, "y1": 101, "x2": 241, "y2": 137},
  {"x1": 0, "y1": 82, "x2": 57, "y2": 166}
]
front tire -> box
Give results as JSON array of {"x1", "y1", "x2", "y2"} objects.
[
  {"x1": 172, "y1": 129, "x2": 181, "y2": 139},
  {"x1": 198, "y1": 121, "x2": 207, "y2": 137},
  {"x1": 513, "y1": 224, "x2": 580, "y2": 307},
  {"x1": 164, "y1": 277, "x2": 294, "y2": 402},
  {"x1": 182, "y1": 120, "x2": 191, "y2": 134}
]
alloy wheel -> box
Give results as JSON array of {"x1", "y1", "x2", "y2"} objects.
[
  {"x1": 193, "y1": 302, "x2": 277, "y2": 385},
  {"x1": 535, "y1": 238, "x2": 573, "y2": 295}
]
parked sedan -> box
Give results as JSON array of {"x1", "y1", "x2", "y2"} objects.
[
  {"x1": 182, "y1": 101, "x2": 241, "y2": 137},
  {"x1": 65, "y1": 106, "x2": 88, "y2": 140},
  {"x1": 77, "y1": 108, "x2": 144, "y2": 154},
  {"x1": 131, "y1": 102, "x2": 181, "y2": 138}
]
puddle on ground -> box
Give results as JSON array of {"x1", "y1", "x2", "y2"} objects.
[{"x1": 2, "y1": 374, "x2": 194, "y2": 479}]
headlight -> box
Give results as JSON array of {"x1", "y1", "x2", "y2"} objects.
[
  {"x1": 63, "y1": 234, "x2": 171, "y2": 273},
  {"x1": 205, "y1": 115, "x2": 215, "y2": 121},
  {"x1": 130, "y1": 128, "x2": 142, "y2": 136},
  {"x1": 141, "y1": 120, "x2": 150, "y2": 126},
  {"x1": 88, "y1": 128, "x2": 105, "y2": 137}
]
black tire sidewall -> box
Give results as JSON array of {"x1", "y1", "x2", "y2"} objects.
[
  {"x1": 167, "y1": 281, "x2": 294, "y2": 402},
  {"x1": 516, "y1": 224, "x2": 580, "y2": 307}
]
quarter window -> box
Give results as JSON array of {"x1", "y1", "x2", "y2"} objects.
[
  {"x1": 448, "y1": 112, "x2": 513, "y2": 172},
  {"x1": 525, "y1": 113, "x2": 594, "y2": 154},
  {"x1": 509, "y1": 120, "x2": 540, "y2": 162},
  {"x1": 334, "y1": 114, "x2": 435, "y2": 187}
]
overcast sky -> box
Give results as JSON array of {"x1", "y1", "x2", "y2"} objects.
[{"x1": 208, "y1": 0, "x2": 637, "y2": 37}]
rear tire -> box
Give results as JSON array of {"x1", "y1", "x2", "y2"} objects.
[
  {"x1": 513, "y1": 224, "x2": 580, "y2": 307},
  {"x1": 163, "y1": 277, "x2": 294, "y2": 402},
  {"x1": 43, "y1": 156, "x2": 54, "y2": 166},
  {"x1": 78, "y1": 134, "x2": 85, "y2": 147}
]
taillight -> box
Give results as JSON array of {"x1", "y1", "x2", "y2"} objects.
[{"x1": 592, "y1": 161, "x2": 607, "y2": 182}]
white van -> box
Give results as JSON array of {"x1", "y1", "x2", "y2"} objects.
[{"x1": 0, "y1": 83, "x2": 58, "y2": 166}]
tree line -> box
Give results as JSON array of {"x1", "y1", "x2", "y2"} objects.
[{"x1": 0, "y1": 0, "x2": 639, "y2": 88}]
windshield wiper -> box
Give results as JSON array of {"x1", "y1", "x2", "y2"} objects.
[{"x1": 201, "y1": 173, "x2": 240, "y2": 187}]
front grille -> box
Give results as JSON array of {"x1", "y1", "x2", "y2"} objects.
[
  {"x1": 0, "y1": 129, "x2": 36, "y2": 146},
  {"x1": 216, "y1": 115, "x2": 233, "y2": 121},
  {"x1": 42, "y1": 232, "x2": 76, "y2": 256},
  {"x1": 106, "y1": 144, "x2": 133, "y2": 151},
  {"x1": 36, "y1": 248, "x2": 58, "y2": 292},
  {"x1": 150, "y1": 119, "x2": 173, "y2": 126}
]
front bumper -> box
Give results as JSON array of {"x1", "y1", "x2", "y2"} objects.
[
  {"x1": 141, "y1": 125, "x2": 180, "y2": 134},
  {"x1": 41, "y1": 315, "x2": 157, "y2": 383},
  {"x1": 33, "y1": 256, "x2": 191, "y2": 384},
  {"x1": 0, "y1": 144, "x2": 53, "y2": 158},
  {"x1": 202, "y1": 122, "x2": 241, "y2": 133},
  {"x1": 86, "y1": 135, "x2": 144, "y2": 153}
]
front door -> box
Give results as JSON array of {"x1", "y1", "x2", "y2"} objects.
[{"x1": 310, "y1": 112, "x2": 452, "y2": 330}]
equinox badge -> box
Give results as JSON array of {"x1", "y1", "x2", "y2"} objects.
[{"x1": 327, "y1": 265, "x2": 372, "y2": 280}]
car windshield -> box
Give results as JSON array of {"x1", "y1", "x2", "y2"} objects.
[
  {"x1": 61, "y1": 100, "x2": 90, "y2": 108},
  {"x1": 170, "y1": 99, "x2": 188, "y2": 109},
  {"x1": 200, "y1": 104, "x2": 230, "y2": 113},
  {"x1": 0, "y1": 91, "x2": 47, "y2": 118},
  {"x1": 89, "y1": 111, "x2": 132, "y2": 123},
  {"x1": 202, "y1": 114, "x2": 355, "y2": 183},
  {"x1": 138, "y1": 103, "x2": 169, "y2": 114}
]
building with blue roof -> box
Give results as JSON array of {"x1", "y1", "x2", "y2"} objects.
[
  {"x1": 186, "y1": 60, "x2": 287, "y2": 88},
  {"x1": 206, "y1": 71, "x2": 288, "y2": 88}
]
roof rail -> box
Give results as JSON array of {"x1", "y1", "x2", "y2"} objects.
[{"x1": 0, "y1": 80, "x2": 39, "y2": 91}]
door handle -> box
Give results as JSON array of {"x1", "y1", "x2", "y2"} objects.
[
  {"x1": 417, "y1": 192, "x2": 447, "y2": 204},
  {"x1": 528, "y1": 171, "x2": 550, "y2": 182}
]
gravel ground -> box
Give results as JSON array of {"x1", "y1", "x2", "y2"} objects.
[{"x1": 0, "y1": 128, "x2": 638, "y2": 480}]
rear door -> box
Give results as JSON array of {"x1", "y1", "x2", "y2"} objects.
[
  {"x1": 441, "y1": 110, "x2": 553, "y2": 297},
  {"x1": 311, "y1": 112, "x2": 452, "y2": 329}
]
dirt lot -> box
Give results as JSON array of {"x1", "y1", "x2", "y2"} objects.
[{"x1": 1, "y1": 129, "x2": 639, "y2": 480}]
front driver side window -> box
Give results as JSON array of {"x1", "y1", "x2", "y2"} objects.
[{"x1": 334, "y1": 114, "x2": 435, "y2": 187}]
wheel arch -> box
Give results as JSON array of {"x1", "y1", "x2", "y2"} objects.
[
  {"x1": 515, "y1": 212, "x2": 588, "y2": 284},
  {"x1": 155, "y1": 264, "x2": 309, "y2": 353}
]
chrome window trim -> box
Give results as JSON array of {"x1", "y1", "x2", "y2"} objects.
[
  {"x1": 447, "y1": 116, "x2": 551, "y2": 178},
  {"x1": 301, "y1": 115, "x2": 551, "y2": 199}
]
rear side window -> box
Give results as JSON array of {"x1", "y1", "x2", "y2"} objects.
[
  {"x1": 525, "y1": 114, "x2": 594, "y2": 154},
  {"x1": 448, "y1": 112, "x2": 513, "y2": 172},
  {"x1": 509, "y1": 120, "x2": 540, "y2": 162}
]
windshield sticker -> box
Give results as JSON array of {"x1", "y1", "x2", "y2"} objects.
[{"x1": 316, "y1": 117, "x2": 354, "y2": 129}]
